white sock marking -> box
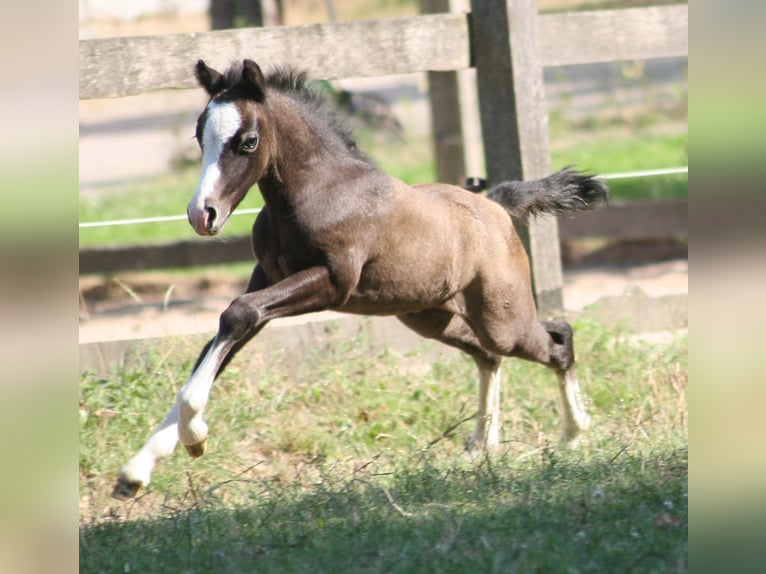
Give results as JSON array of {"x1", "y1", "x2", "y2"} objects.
[
  {"x1": 176, "y1": 337, "x2": 232, "y2": 446},
  {"x1": 472, "y1": 364, "x2": 502, "y2": 449},
  {"x1": 119, "y1": 335, "x2": 235, "y2": 487},
  {"x1": 119, "y1": 403, "x2": 180, "y2": 487},
  {"x1": 558, "y1": 367, "x2": 592, "y2": 441}
]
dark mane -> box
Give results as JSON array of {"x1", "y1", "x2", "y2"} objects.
[
  {"x1": 221, "y1": 62, "x2": 370, "y2": 163},
  {"x1": 264, "y1": 66, "x2": 310, "y2": 93},
  {"x1": 269, "y1": 66, "x2": 371, "y2": 163},
  {"x1": 216, "y1": 60, "x2": 308, "y2": 94}
]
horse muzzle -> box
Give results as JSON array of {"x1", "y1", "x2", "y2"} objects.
[{"x1": 187, "y1": 203, "x2": 225, "y2": 236}]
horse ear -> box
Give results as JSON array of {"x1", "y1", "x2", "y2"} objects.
[
  {"x1": 241, "y1": 59, "x2": 266, "y2": 100},
  {"x1": 195, "y1": 60, "x2": 225, "y2": 96}
]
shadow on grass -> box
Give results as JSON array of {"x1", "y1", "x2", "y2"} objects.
[{"x1": 80, "y1": 446, "x2": 687, "y2": 573}]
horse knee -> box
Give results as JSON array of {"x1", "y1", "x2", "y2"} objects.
[
  {"x1": 219, "y1": 298, "x2": 260, "y2": 339},
  {"x1": 475, "y1": 353, "x2": 502, "y2": 372},
  {"x1": 543, "y1": 320, "x2": 575, "y2": 371}
]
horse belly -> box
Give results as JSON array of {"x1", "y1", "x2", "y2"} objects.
[
  {"x1": 339, "y1": 187, "x2": 489, "y2": 315},
  {"x1": 343, "y1": 259, "x2": 459, "y2": 316}
]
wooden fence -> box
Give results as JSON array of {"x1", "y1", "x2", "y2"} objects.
[{"x1": 79, "y1": 0, "x2": 688, "y2": 314}]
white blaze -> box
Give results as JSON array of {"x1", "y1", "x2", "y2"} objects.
[{"x1": 188, "y1": 100, "x2": 242, "y2": 214}]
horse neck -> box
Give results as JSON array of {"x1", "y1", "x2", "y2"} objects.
[{"x1": 257, "y1": 93, "x2": 350, "y2": 212}]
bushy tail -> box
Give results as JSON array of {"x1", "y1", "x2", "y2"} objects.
[{"x1": 486, "y1": 167, "x2": 608, "y2": 220}]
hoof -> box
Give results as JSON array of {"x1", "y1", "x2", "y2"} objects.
[
  {"x1": 466, "y1": 435, "x2": 499, "y2": 454},
  {"x1": 559, "y1": 427, "x2": 589, "y2": 446},
  {"x1": 184, "y1": 439, "x2": 207, "y2": 458},
  {"x1": 112, "y1": 476, "x2": 143, "y2": 500},
  {"x1": 560, "y1": 416, "x2": 593, "y2": 444}
]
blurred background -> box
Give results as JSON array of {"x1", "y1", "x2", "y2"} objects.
[{"x1": 78, "y1": 0, "x2": 688, "y2": 344}]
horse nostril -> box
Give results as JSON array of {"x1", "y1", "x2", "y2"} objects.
[{"x1": 205, "y1": 206, "x2": 217, "y2": 231}]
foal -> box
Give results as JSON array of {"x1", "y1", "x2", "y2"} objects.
[{"x1": 114, "y1": 59, "x2": 607, "y2": 498}]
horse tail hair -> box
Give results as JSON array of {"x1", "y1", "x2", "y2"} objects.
[{"x1": 487, "y1": 167, "x2": 608, "y2": 221}]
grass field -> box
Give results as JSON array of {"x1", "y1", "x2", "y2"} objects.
[{"x1": 79, "y1": 318, "x2": 687, "y2": 572}]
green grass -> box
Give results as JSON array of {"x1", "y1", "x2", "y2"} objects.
[
  {"x1": 79, "y1": 319, "x2": 687, "y2": 572},
  {"x1": 78, "y1": 167, "x2": 264, "y2": 246},
  {"x1": 551, "y1": 131, "x2": 687, "y2": 202},
  {"x1": 358, "y1": 129, "x2": 436, "y2": 187}
]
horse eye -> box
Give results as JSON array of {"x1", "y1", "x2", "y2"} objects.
[{"x1": 240, "y1": 136, "x2": 259, "y2": 153}]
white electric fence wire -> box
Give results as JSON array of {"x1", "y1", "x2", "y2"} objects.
[
  {"x1": 78, "y1": 166, "x2": 688, "y2": 229},
  {"x1": 595, "y1": 166, "x2": 687, "y2": 181},
  {"x1": 78, "y1": 208, "x2": 262, "y2": 229}
]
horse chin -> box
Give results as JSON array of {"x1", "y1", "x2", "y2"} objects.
[
  {"x1": 207, "y1": 220, "x2": 227, "y2": 236},
  {"x1": 189, "y1": 218, "x2": 215, "y2": 237},
  {"x1": 194, "y1": 219, "x2": 227, "y2": 237},
  {"x1": 206, "y1": 211, "x2": 232, "y2": 236}
]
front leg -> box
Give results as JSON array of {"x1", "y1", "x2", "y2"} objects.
[
  {"x1": 175, "y1": 266, "x2": 339, "y2": 456},
  {"x1": 113, "y1": 265, "x2": 337, "y2": 497},
  {"x1": 175, "y1": 335, "x2": 238, "y2": 456},
  {"x1": 113, "y1": 403, "x2": 182, "y2": 498}
]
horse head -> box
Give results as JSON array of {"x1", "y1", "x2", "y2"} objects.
[{"x1": 187, "y1": 59, "x2": 274, "y2": 236}]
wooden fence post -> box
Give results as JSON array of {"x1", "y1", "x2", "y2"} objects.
[
  {"x1": 470, "y1": 0, "x2": 564, "y2": 315},
  {"x1": 420, "y1": 0, "x2": 467, "y2": 186}
]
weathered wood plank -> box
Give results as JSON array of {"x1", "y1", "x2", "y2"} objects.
[
  {"x1": 558, "y1": 198, "x2": 687, "y2": 242},
  {"x1": 471, "y1": 0, "x2": 563, "y2": 315},
  {"x1": 538, "y1": 5, "x2": 688, "y2": 67},
  {"x1": 79, "y1": 236, "x2": 254, "y2": 275},
  {"x1": 80, "y1": 5, "x2": 687, "y2": 99},
  {"x1": 79, "y1": 14, "x2": 470, "y2": 99}
]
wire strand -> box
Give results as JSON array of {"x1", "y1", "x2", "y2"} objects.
[
  {"x1": 78, "y1": 166, "x2": 688, "y2": 229},
  {"x1": 78, "y1": 208, "x2": 263, "y2": 229},
  {"x1": 595, "y1": 166, "x2": 687, "y2": 180}
]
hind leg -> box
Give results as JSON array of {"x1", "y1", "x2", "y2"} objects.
[
  {"x1": 468, "y1": 306, "x2": 591, "y2": 443},
  {"x1": 470, "y1": 360, "x2": 503, "y2": 451},
  {"x1": 541, "y1": 320, "x2": 592, "y2": 442},
  {"x1": 495, "y1": 318, "x2": 591, "y2": 443},
  {"x1": 397, "y1": 309, "x2": 503, "y2": 450}
]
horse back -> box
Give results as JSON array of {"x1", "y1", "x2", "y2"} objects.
[{"x1": 344, "y1": 181, "x2": 526, "y2": 315}]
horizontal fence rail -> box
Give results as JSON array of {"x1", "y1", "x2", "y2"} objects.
[
  {"x1": 80, "y1": 14, "x2": 471, "y2": 99},
  {"x1": 557, "y1": 198, "x2": 687, "y2": 242},
  {"x1": 79, "y1": 5, "x2": 687, "y2": 99},
  {"x1": 536, "y1": 4, "x2": 688, "y2": 67},
  {"x1": 80, "y1": 236, "x2": 254, "y2": 274}
]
